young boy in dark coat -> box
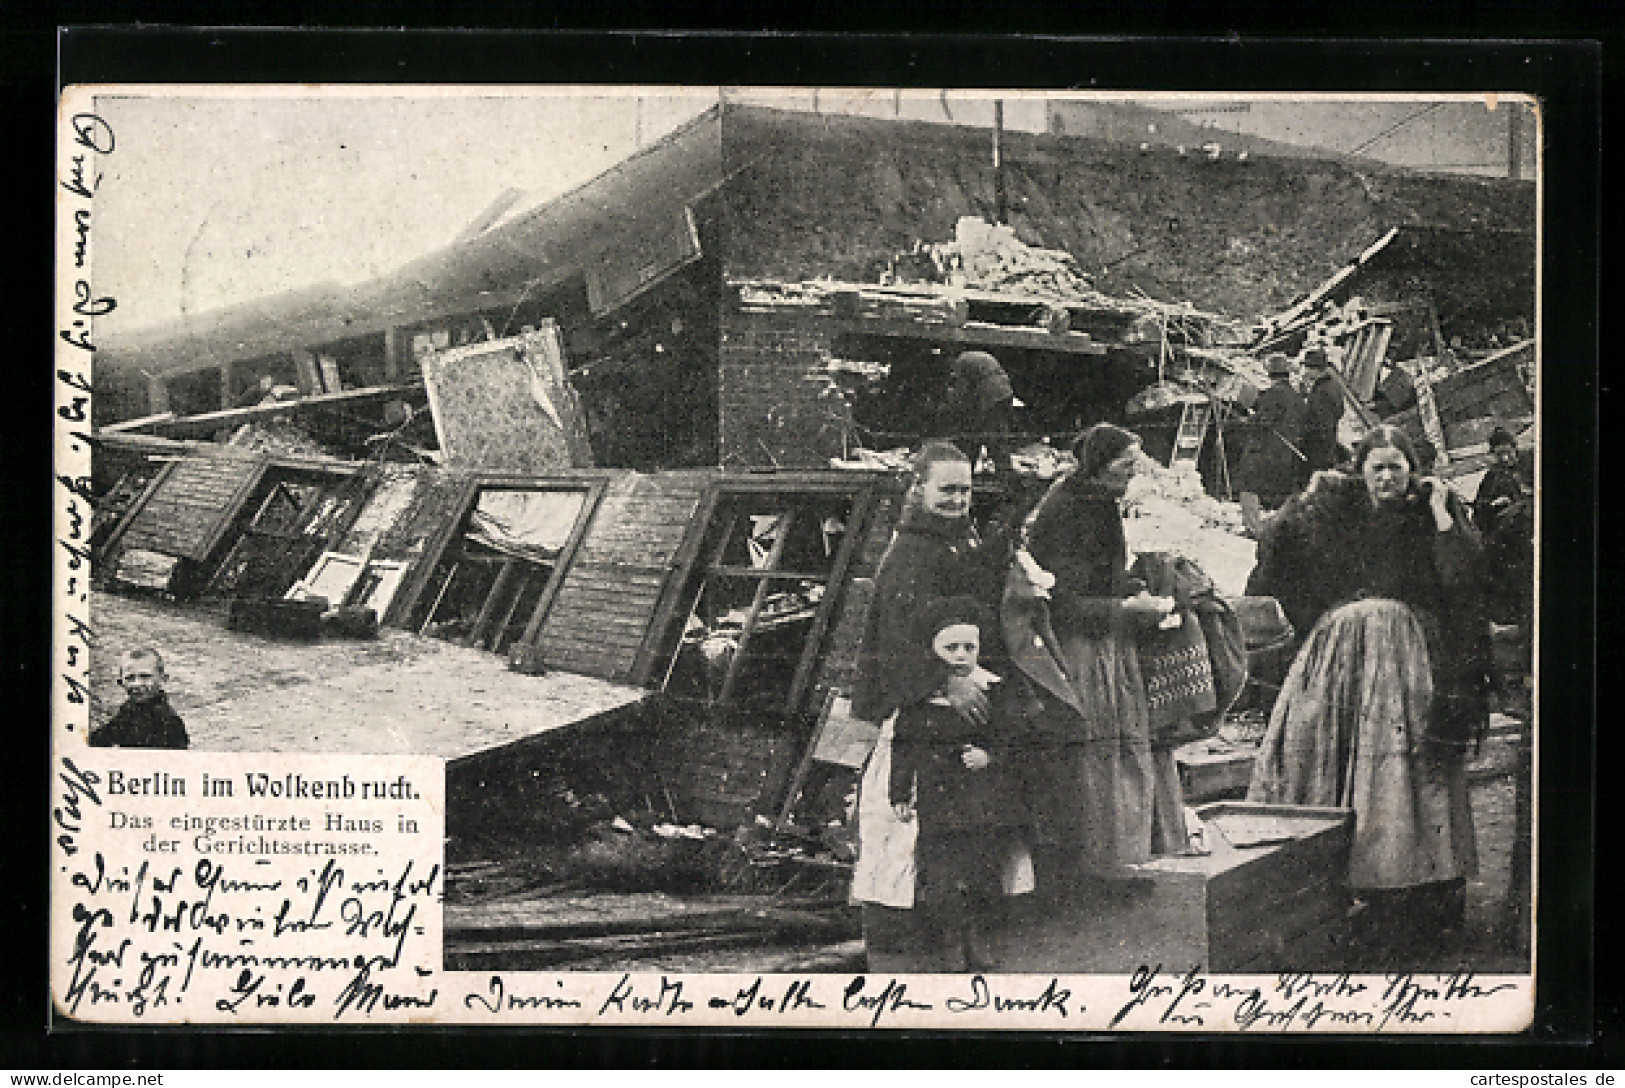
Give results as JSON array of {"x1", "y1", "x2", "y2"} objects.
[
  {"x1": 90, "y1": 648, "x2": 189, "y2": 750},
  {"x1": 889, "y1": 596, "x2": 1009, "y2": 971}
]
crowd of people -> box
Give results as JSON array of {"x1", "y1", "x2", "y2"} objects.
[{"x1": 850, "y1": 393, "x2": 1532, "y2": 971}]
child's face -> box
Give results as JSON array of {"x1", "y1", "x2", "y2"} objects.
[
  {"x1": 119, "y1": 660, "x2": 166, "y2": 702},
  {"x1": 931, "y1": 623, "x2": 981, "y2": 677}
]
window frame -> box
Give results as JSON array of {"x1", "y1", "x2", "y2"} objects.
[
  {"x1": 643, "y1": 474, "x2": 881, "y2": 717},
  {"x1": 384, "y1": 472, "x2": 611, "y2": 652}
]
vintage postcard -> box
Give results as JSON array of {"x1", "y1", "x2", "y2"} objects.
[{"x1": 54, "y1": 84, "x2": 1540, "y2": 1031}]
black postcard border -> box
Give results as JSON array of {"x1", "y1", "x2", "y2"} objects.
[{"x1": 8, "y1": 25, "x2": 1605, "y2": 1068}]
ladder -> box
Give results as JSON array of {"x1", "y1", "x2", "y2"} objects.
[{"x1": 1169, "y1": 398, "x2": 1212, "y2": 470}]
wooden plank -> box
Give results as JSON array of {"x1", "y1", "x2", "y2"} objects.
[
  {"x1": 1212, "y1": 879, "x2": 1350, "y2": 972},
  {"x1": 317, "y1": 354, "x2": 343, "y2": 393},
  {"x1": 1261, "y1": 226, "x2": 1400, "y2": 335},
  {"x1": 540, "y1": 606, "x2": 655, "y2": 629},
  {"x1": 382, "y1": 474, "x2": 481, "y2": 628},
  {"x1": 832, "y1": 316, "x2": 1108, "y2": 356},
  {"x1": 115, "y1": 453, "x2": 268, "y2": 562},
  {"x1": 123, "y1": 382, "x2": 421, "y2": 438},
  {"x1": 630, "y1": 486, "x2": 723, "y2": 687},
  {"x1": 542, "y1": 615, "x2": 651, "y2": 636},
  {"x1": 467, "y1": 559, "x2": 522, "y2": 648},
  {"x1": 513, "y1": 477, "x2": 611, "y2": 656},
  {"x1": 293, "y1": 350, "x2": 322, "y2": 396},
  {"x1": 784, "y1": 488, "x2": 875, "y2": 714}
]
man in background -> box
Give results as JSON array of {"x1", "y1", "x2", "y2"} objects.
[
  {"x1": 937, "y1": 350, "x2": 1016, "y2": 479},
  {"x1": 1298, "y1": 347, "x2": 1344, "y2": 479},
  {"x1": 1235, "y1": 352, "x2": 1308, "y2": 536}
]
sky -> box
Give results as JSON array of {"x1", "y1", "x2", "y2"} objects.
[
  {"x1": 87, "y1": 89, "x2": 720, "y2": 336},
  {"x1": 80, "y1": 88, "x2": 1528, "y2": 339}
]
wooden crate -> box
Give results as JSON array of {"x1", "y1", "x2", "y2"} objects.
[
  {"x1": 1176, "y1": 742, "x2": 1257, "y2": 802},
  {"x1": 987, "y1": 802, "x2": 1354, "y2": 975}
]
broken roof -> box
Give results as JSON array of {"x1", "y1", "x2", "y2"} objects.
[{"x1": 100, "y1": 102, "x2": 1535, "y2": 381}]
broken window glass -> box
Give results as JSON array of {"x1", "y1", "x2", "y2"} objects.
[
  {"x1": 661, "y1": 490, "x2": 861, "y2": 715},
  {"x1": 414, "y1": 486, "x2": 589, "y2": 657}
]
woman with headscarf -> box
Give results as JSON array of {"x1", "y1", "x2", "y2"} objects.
[
  {"x1": 1005, "y1": 423, "x2": 1189, "y2": 887},
  {"x1": 1245, "y1": 424, "x2": 1492, "y2": 949}
]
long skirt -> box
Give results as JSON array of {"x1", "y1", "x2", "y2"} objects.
[
  {"x1": 1022, "y1": 629, "x2": 1189, "y2": 874},
  {"x1": 1247, "y1": 598, "x2": 1478, "y2": 890}
]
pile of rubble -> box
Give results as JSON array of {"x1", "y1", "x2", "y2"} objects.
[
  {"x1": 915, "y1": 217, "x2": 1101, "y2": 300},
  {"x1": 1122, "y1": 461, "x2": 1256, "y2": 598},
  {"x1": 1125, "y1": 461, "x2": 1248, "y2": 535},
  {"x1": 227, "y1": 419, "x2": 343, "y2": 459}
]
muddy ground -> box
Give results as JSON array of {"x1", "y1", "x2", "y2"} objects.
[
  {"x1": 86, "y1": 591, "x2": 644, "y2": 758},
  {"x1": 87, "y1": 588, "x2": 1531, "y2": 976}
]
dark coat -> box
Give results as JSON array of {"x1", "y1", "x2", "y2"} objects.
[
  {"x1": 90, "y1": 696, "x2": 190, "y2": 750},
  {"x1": 852, "y1": 506, "x2": 1002, "y2": 723},
  {"x1": 889, "y1": 699, "x2": 1008, "y2": 830},
  {"x1": 1236, "y1": 379, "x2": 1307, "y2": 502},
  {"x1": 939, "y1": 353, "x2": 1016, "y2": 470},
  {"x1": 1022, "y1": 474, "x2": 1135, "y2": 638},
  {"x1": 1473, "y1": 463, "x2": 1528, "y2": 537},
  {"x1": 1246, "y1": 471, "x2": 1492, "y2": 738},
  {"x1": 1475, "y1": 465, "x2": 1534, "y2": 626},
  {"x1": 1301, "y1": 370, "x2": 1344, "y2": 473}
]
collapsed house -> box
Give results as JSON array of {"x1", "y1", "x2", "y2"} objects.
[{"x1": 91, "y1": 104, "x2": 1538, "y2": 920}]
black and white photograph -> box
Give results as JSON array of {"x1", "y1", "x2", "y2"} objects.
[{"x1": 56, "y1": 81, "x2": 1545, "y2": 1028}]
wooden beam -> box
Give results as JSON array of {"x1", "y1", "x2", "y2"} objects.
[
  {"x1": 293, "y1": 350, "x2": 321, "y2": 396},
  {"x1": 317, "y1": 354, "x2": 343, "y2": 394},
  {"x1": 467, "y1": 559, "x2": 523, "y2": 649},
  {"x1": 111, "y1": 382, "x2": 423, "y2": 438},
  {"x1": 103, "y1": 412, "x2": 177, "y2": 435},
  {"x1": 383, "y1": 327, "x2": 402, "y2": 383},
  {"x1": 834, "y1": 317, "x2": 1109, "y2": 355}
]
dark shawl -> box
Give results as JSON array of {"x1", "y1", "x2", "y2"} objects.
[
  {"x1": 852, "y1": 505, "x2": 989, "y2": 723},
  {"x1": 1022, "y1": 473, "x2": 1134, "y2": 638},
  {"x1": 1247, "y1": 471, "x2": 1492, "y2": 732}
]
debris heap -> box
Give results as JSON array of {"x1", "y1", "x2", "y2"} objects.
[
  {"x1": 1122, "y1": 461, "x2": 1256, "y2": 598},
  {"x1": 916, "y1": 217, "x2": 1101, "y2": 300}
]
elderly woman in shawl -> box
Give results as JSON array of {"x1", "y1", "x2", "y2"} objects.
[
  {"x1": 1244, "y1": 424, "x2": 1491, "y2": 948},
  {"x1": 850, "y1": 441, "x2": 1014, "y2": 966},
  {"x1": 1001, "y1": 424, "x2": 1191, "y2": 889}
]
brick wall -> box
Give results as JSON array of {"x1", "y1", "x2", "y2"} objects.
[{"x1": 718, "y1": 303, "x2": 852, "y2": 469}]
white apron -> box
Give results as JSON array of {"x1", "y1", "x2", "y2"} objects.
[
  {"x1": 850, "y1": 714, "x2": 918, "y2": 908},
  {"x1": 849, "y1": 712, "x2": 1035, "y2": 907}
]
